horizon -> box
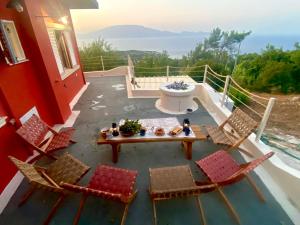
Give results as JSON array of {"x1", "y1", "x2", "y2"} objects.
[
  {"x1": 75, "y1": 24, "x2": 300, "y2": 37},
  {"x1": 70, "y1": 0, "x2": 300, "y2": 35}
]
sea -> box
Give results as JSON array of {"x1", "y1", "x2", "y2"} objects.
[{"x1": 78, "y1": 34, "x2": 300, "y2": 58}]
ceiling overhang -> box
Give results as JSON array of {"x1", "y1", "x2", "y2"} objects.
[
  {"x1": 7, "y1": 0, "x2": 99, "y2": 10},
  {"x1": 61, "y1": 0, "x2": 99, "y2": 9}
]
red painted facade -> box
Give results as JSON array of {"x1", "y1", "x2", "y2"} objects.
[{"x1": 0, "y1": 0, "x2": 88, "y2": 192}]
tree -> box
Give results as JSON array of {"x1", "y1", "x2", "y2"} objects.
[
  {"x1": 233, "y1": 44, "x2": 300, "y2": 93},
  {"x1": 79, "y1": 38, "x2": 126, "y2": 71},
  {"x1": 187, "y1": 28, "x2": 251, "y2": 73}
]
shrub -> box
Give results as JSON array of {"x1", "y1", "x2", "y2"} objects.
[{"x1": 228, "y1": 87, "x2": 250, "y2": 106}]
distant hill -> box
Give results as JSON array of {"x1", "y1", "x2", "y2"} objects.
[{"x1": 77, "y1": 25, "x2": 208, "y2": 39}]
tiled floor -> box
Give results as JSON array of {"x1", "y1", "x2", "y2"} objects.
[{"x1": 0, "y1": 76, "x2": 294, "y2": 225}]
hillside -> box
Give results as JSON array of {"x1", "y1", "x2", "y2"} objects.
[{"x1": 77, "y1": 25, "x2": 208, "y2": 39}]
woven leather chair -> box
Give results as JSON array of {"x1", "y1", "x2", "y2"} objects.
[
  {"x1": 9, "y1": 153, "x2": 90, "y2": 225},
  {"x1": 206, "y1": 108, "x2": 258, "y2": 151},
  {"x1": 61, "y1": 165, "x2": 138, "y2": 225},
  {"x1": 16, "y1": 114, "x2": 76, "y2": 163},
  {"x1": 149, "y1": 165, "x2": 215, "y2": 225},
  {"x1": 195, "y1": 150, "x2": 274, "y2": 224}
]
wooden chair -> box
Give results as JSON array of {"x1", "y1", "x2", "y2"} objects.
[
  {"x1": 61, "y1": 165, "x2": 138, "y2": 225},
  {"x1": 195, "y1": 150, "x2": 274, "y2": 224},
  {"x1": 149, "y1": 165, "x2": 215, "y2": 225},
  {"x1": 9, "y1": 153, "x2": 90, "y2": 225},
  {"x1": 206, "y1": 108, "x2": 258, "y2": 151},
  {"x1": 16, "y1": 114, "x2": 76, "y2": 163}
]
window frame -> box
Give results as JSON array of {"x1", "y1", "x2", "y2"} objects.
[
  {"x1": 47, "y1": 26, "x2": 78, "y2": 80},
  {"x1": 0, "y1": 19, "x2": 27, "y2": 65}
]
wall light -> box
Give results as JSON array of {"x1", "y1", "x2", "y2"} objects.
[
  {"x1": 59, "y1": 16, "x2": 68, "y2": 25},
  {"x1": 6, "y1": 0, "x2": 23, "y2": 13}
]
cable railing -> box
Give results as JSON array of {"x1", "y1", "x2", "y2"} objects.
[
  {"x1": 80, "y1": 55, "x2": 128, "y2": 71},
  {"x1": 203, "y1": 65, "x2": 300, "y2": 163},
  {"x1": 81, "y1": 54, "x2": 298, "y2": 162},
  {"x1": 128, "y1": 60, "x2": 280, "y2": 146}
]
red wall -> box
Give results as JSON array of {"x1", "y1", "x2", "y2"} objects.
[{"x1": 0, "y1": 0, "x2": 86, "y2": 192}]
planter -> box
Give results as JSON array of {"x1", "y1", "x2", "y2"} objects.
[
  {"x1": 155, "y1": 83, "x2": 198, "y2": 114},
  {"x1": 120, "y1": 131, "x2": 136, "y2": 137}
]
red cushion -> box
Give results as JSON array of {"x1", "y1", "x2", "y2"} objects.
[
  {"x1": 196, "y1": 150, "x2": 241, "y2": 183},
  {"x1": 88, "y1": 165, "x2": 137, "y2": 197},
  {"x1": 17, "y1": 114, "x2": 49, "y2": 146},
  {"x1": 46, "y1": 128, "x2": 75, "y2": 152}
]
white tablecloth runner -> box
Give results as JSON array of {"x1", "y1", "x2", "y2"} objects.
[{"x1": 107, "y1": 117, "x2": 195, "y2": 140}]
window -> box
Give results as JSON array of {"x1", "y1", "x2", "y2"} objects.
[
  {"x1": 48, "y1": 28, "x2": 77, "y2": 77},
  {"x1": 0, "y1": 20, "x2": 26, "y2": 65}
]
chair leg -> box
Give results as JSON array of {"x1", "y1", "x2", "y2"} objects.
[
  {"x1": 18, "y1": 186, "x2": 35, "y2": 207},
  {"x1": 70, "y1": 139, "x2": 77, "y2": 144},
  {"x1": 43, "y1": 194, "x2": 66, "y2": 225},
  {"x1": 245, "y1": 175, "x2": 265, "y2": 202},
  {"x1": 195, "y1": 196, "x2": 207, "y2": 225},
  {"x1": 120, "y1": 191, "x2": 137, "y2": 225},
  {"x1": 121, "y1": 204, "x2": 130, "y2": 225},
  {"x1": 152, "y1": 199, "x2": 157, "y2": 225},
  {"x1": 217, "y1": 187, "x2": 241, "y2": 225},
  {"x1": 73, "y1": 195, "x2": 88, "y2": 225}
]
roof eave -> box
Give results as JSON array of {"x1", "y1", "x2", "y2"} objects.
[{"x1": 62, "y1": 0, "x2": 99, "y2": 9}]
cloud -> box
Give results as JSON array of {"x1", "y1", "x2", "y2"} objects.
[{"x1": 70, "y1": 0, "x2": 300, "y2": 35}]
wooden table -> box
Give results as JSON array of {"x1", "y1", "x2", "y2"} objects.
[{"x1": 97, "y1": 125, "x2": 206, "y2": 163}]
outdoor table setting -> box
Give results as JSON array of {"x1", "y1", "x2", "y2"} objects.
[{"x1": 97, "y1": 117, "x2": 206, "y2": 163}]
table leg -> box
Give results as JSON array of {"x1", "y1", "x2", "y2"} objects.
[
  {"x1": 182, "y1": 141, "x2": 193, "y2": 160},
  {"x1": 111, "y1": 143, "x2": 121, "y2": 163}
]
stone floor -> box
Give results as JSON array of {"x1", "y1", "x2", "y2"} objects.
[{"x1": 0, "y1": 76, "x2": 294, "y2": 225}]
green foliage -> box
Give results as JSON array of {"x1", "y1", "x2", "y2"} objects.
[
  {"x1": 134, "y1": 51, "x2": 182, "y2": 77},
  {"x1": 79, "y1": 38, "x2": 126, "y2": 71},
  {"x1": 80, "y1": 29, "x2": 300, "y2": 95},
  {"x1": 228, "y1": 87, "x2": 250, "y2": 106},
  {"x1": 186, "y1": 28, "x2": 251, "y2": 72},
  {"x1": 233, "y1": 45, "x2": 300, "y2": 93},
  {"x1": 119, "y1": 119, "x2": 142, "y2": 134}
]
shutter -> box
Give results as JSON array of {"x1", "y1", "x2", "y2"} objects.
[
  {"x1": 64, "y1": 31, "x2": 77, "y2": 66},
  {"x1": 47, "y1": 29, "x2": 64, "y2": 74},
  {"x1": 0, "y1": 21, "x2": 14, "y2": 65}
]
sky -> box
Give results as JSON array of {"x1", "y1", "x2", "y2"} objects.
[{"x1": 71, "y1": 0, "x2": 300, "y2": 35}]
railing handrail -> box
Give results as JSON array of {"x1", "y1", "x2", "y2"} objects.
[
  {"x1": 230, "y1": 78, "x2": 270, "y2": 101},
  {"x1": 206, "y1": 65, "x2": 228, "y2": 78}
]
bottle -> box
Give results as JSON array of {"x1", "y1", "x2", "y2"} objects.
[{"x1": 112, "y1": 123, "x2": 119, "y2": 136}]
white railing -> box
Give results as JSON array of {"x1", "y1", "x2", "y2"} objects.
[
  {"x1": 129, "y1": 58, "x2": 276, "y2": 142},
  {"x1": 82, "y1": 54, "x2": 277, "y2": 143},
  {"x1": 203, "y1": 65, "x2": 277, "y2": 141},
  {"x1": 81, "y1": 55, "x2": 128, "y2": 71}
]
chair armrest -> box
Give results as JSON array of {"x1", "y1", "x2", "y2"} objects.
[{"x1": 60, "y1": 182, "x2": 123, "y2": 200}]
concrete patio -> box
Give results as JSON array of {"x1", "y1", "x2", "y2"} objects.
[{"x1": 0, "y1": 76, "x2": 294, "y2": 225}]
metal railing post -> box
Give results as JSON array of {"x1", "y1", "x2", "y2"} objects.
[
  {"x1": 221, "y1": 75, "x2": 230, "y2": 107},
  {"x1": 203, "y1": 65, "x2": 208, "y2": 83},
  {"x1": 255, "y1": 97, "x2": 276, "y2": 141},
  {"x1": 100, "y1": 56, "x2": 105, "y2": 71},
  {"x1": 166, "y1": 65, "x2": 169, "y2": 81}
]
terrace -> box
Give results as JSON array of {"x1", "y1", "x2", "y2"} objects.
[{"x1": 0, "y1": 75, "x2": 295, "y2": 225}]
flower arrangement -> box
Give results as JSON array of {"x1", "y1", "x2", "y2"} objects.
[
  {"x1": 166, "y1": 81, "x2": 189, "y2": 90},
  {"x1": 119, "y1": 119, "x2": 141, "y2": 137}
]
